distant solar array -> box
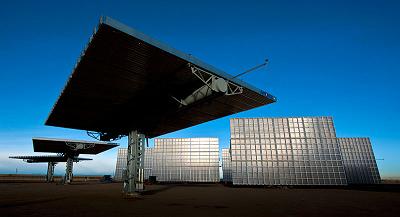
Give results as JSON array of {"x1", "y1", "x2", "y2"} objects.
[
  {"x1": 10, "y1": 138, "x2": 117, "y2": 183},
  {"x1": 32, "y1": 137, "x2": 118, "y2": 154},
  {"x1": 9, "y1": 155, "x2": 92, "y2": 163}
]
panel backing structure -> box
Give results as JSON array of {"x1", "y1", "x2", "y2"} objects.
[
  {"x1": 221, "y1": 148, "x2": 232, "y2": 182},
  {"x1": 230, "y1": 117, "x2": 348, "y2": 185},
  {"x1": 115, "y1": 138, "x2": 219, "y2": 182},
  {"x1": 10, "y1": 138, "x2": 117, "y2": 183},
  {"x1": 9, "y1": 155, "x2": 92, "y2": 163},
  {"x1": 45, "y1": 16, "x2": 276, "y2": 140},
  {"x1": 338, "y1": 138, "x2": 381, "y2": 184},
  {"x1": 9, "y1": 155, "x2": 92, "y2": 183},
  {"x1": 32, "y1": 137, "x2": 118, "y2": 154}
]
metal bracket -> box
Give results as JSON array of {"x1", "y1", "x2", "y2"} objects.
[
  {"x1": 65, "y1": 142, "x2": 95, "y2": 151},
  {"x1": 189, "y1": 64, "x2": 243, "y2": 96},
  {"x1": 171, "y1": 64, "x2": 243, "y2": 106},
  {"x1": 87, "y1": 131, "x2": 125, "y2": 141}
]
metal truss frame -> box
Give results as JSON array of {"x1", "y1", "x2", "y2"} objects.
[
  {"x1": 46, "y1": 162, "x2": 56, "y2": 182},
  {"x1": 87, "y1": 131, "x2": 125, "y2": 141},
  {"x1": 65, "y1": 141, "x2": 95, "y2": 151},
  {"x1": 124, "y1": 130, "x2": 145, "y2": 195},
  {"x1": 63, "y1": 157, "x2": 74, "y2": 184},
  {"x1": 189, "y1": 64, "x2": 243, "y2": 96}
]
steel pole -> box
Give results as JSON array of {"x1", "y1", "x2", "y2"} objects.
[
  {"x1": 64, "y1": 157, "x2": 74, "y2": 184},
  {"x1": 46, "y1": 162, "x2": 55, "y2": 183},
  {"x1": 124, "y1": 130, "x2": 145, "y2": 196}
]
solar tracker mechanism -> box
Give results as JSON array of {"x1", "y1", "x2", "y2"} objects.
[
  {"x1": 9, "y1": 155, "x2": 92, "y2": 182},
  {"x1": 9, "y1": 138, "x2": 118, "y2": 183},
  {"x1": 45, "y1": 16, "x2": 276, "y2": 195}
]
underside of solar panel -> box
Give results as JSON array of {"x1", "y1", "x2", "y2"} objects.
[
  {"x1": 45, "y1": 16, "x2": 276, "y2": 139},
  {"x1": 32, "y1": 137, "x2": 118, "y2": 154}
]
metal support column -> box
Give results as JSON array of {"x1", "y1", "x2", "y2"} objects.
[
  {"x1": 124, "y1": 130, "x2": 145, "y2": 195},
  {"x1": 64, "y1": 157, "x2": 74, "y2": 184},
  {"x1": 46, "y1": 162, "x2": 55, "y2": 183}
]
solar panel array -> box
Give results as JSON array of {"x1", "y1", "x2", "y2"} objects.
[
  {"x1": 114, "y1": 118, "x2": 381, "y2": 185},
  {"x1": 221, "y1": 148, "x2": 232, "y2": 182},
  {"x1": 114, "y1": 148, "x2": 127, "y2": 181},
  {"x1": 144, "y1": 148, "x2": 155, "y2": 180},
  {"x1": 115, "y1": 138, "x2": 219, "y2": 182},
  {"x1": 338, "y1": 138, "x2": 381, "y2": 184},
  {"x1": 230, "y1": 117, "x2": 348, "y2": 185}
]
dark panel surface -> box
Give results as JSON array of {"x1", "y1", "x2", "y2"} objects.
[
  {"x1": 46, "y1": 17, "x2": 276, "y2": 138},
  {"x1": 32, "y1": 138, "x2": 118, "y2": 154},
  {"x1": 9, "y1": 155, "x2": 92, "y2": 163}
]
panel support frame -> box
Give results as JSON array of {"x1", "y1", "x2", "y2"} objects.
[
  {"x1": 124, "y1": 130, "x2": 145, "y2": 195},
  {"x1": 189, "y1": 64, "x2": 243, "y2": 96},
  {"x1": 63, "y1": 157, "x2": 74, "y2": 184},
  {"x1": 171, "y1": 64, "x2": 244, "y2": 107},
  {"x1": 46, "y1": 162, "x2": 56, "y2": 183}
]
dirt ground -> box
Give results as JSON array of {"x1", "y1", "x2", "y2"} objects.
[{"x1": 0, "y1": 182, "x2": 399, "y2": 217}]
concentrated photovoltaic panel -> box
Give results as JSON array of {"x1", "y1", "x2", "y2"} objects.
[
  {"x1": 9, "y1": 155, "x2": 92, "y2": 163},
  {"x1": 32, "y1": 137, "x2": 118, "y2": 154},
  {"x1": 45, "y1": 16, "x2": 276, "y2": 139},
  {"x1": 222, "y1": 148, "x2": 232, "y2": 182},
  {"x1": 338, "y1": 138, "x2": 381, "y2": 184},
  {"x1": 230, "y1": 117, "x2": 348, "y2": 185},
  {"x1": 114, "y1": 148, "x2": 127, "y2": 181},
  {"x1": 144, "y1": 148, "x2": 155, "y2": 180},
  {"x1": 115, "y1": 138, "x2": 219, "y2": 182}
]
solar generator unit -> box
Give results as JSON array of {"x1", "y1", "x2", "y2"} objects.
[
  {"x1": 45, "y1": 16, "x2": 276, "y2": 194},
  {"x1": 10, "y1": 138, "x2": 118, "y2": 184}
]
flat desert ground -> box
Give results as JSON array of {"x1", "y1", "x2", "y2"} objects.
[{"x1": 1, "y1": 182, "x2": 399, "y2": 217}]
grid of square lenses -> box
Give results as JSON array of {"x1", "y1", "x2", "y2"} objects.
[
  {"x1": 222, "y1": 148, "x2": 232, "y2": 182},
  {"x1": 147, "y1": 138, "x2": 219, "y2": 182},
  {"x1": 338, "y1": 138, "x2": 381, "y2": 184},
  {"x1": 116, "y1": 138, "x2": 219, "y2": 182},
  {"x1": 230, "y1": 117, "x2": 348, "y2": 185},
  {"x1": 114, "y1": 148, "x2": 128, "y2": 181},
  {"x1": 116, "y1": 117, "x2": 381, "y2": 186}
]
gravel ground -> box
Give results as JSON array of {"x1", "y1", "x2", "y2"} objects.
[{"x1": 1, "y1": 182, "x2": 399, "y2": 217}]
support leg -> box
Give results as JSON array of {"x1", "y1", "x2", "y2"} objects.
[
  {"x1": 64, "y1": 157, "x2": 74, "y2": 184},
  {"x1": 46, "y1": 162, "x2": 55, "y2": 183},
  {"x1": 124, "y1": 130, "x2": 145, "y2": 195}
]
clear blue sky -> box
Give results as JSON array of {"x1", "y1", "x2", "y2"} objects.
[{"x1": 0, "y1": 0, "x2": 399, "y2": 177}]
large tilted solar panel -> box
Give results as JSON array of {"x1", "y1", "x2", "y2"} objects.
[
  {"x1": 45, "y1": 16, "x2": 276, "y2": 139},
  {"x1": 230, "y1": 117, "x2": 348, "y2": 185},
  {"x1": 149, "y1": 138, "x2": 219, "y2": 182},
  {"x1": 221, "y1": 148, "x2": 232, "y2": 182},
  {"x1": 9, "y1": 155, "x2": 92, "y2": 163},
  {"x1": 144, "y1": 148, "x2": 154, "y2": 180},
  {"x1": 115, "y1": 138, "x2": 219, "y2": 182},
  {"x1": 114, "y1": 148, "x2": 127, "y2": 181},
  {"x1": 338, "y1": 138, "x2": 381, "y2": 184},
  {"x1": 32, "y1": 137, "x2": 118, "y2": 154}
]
